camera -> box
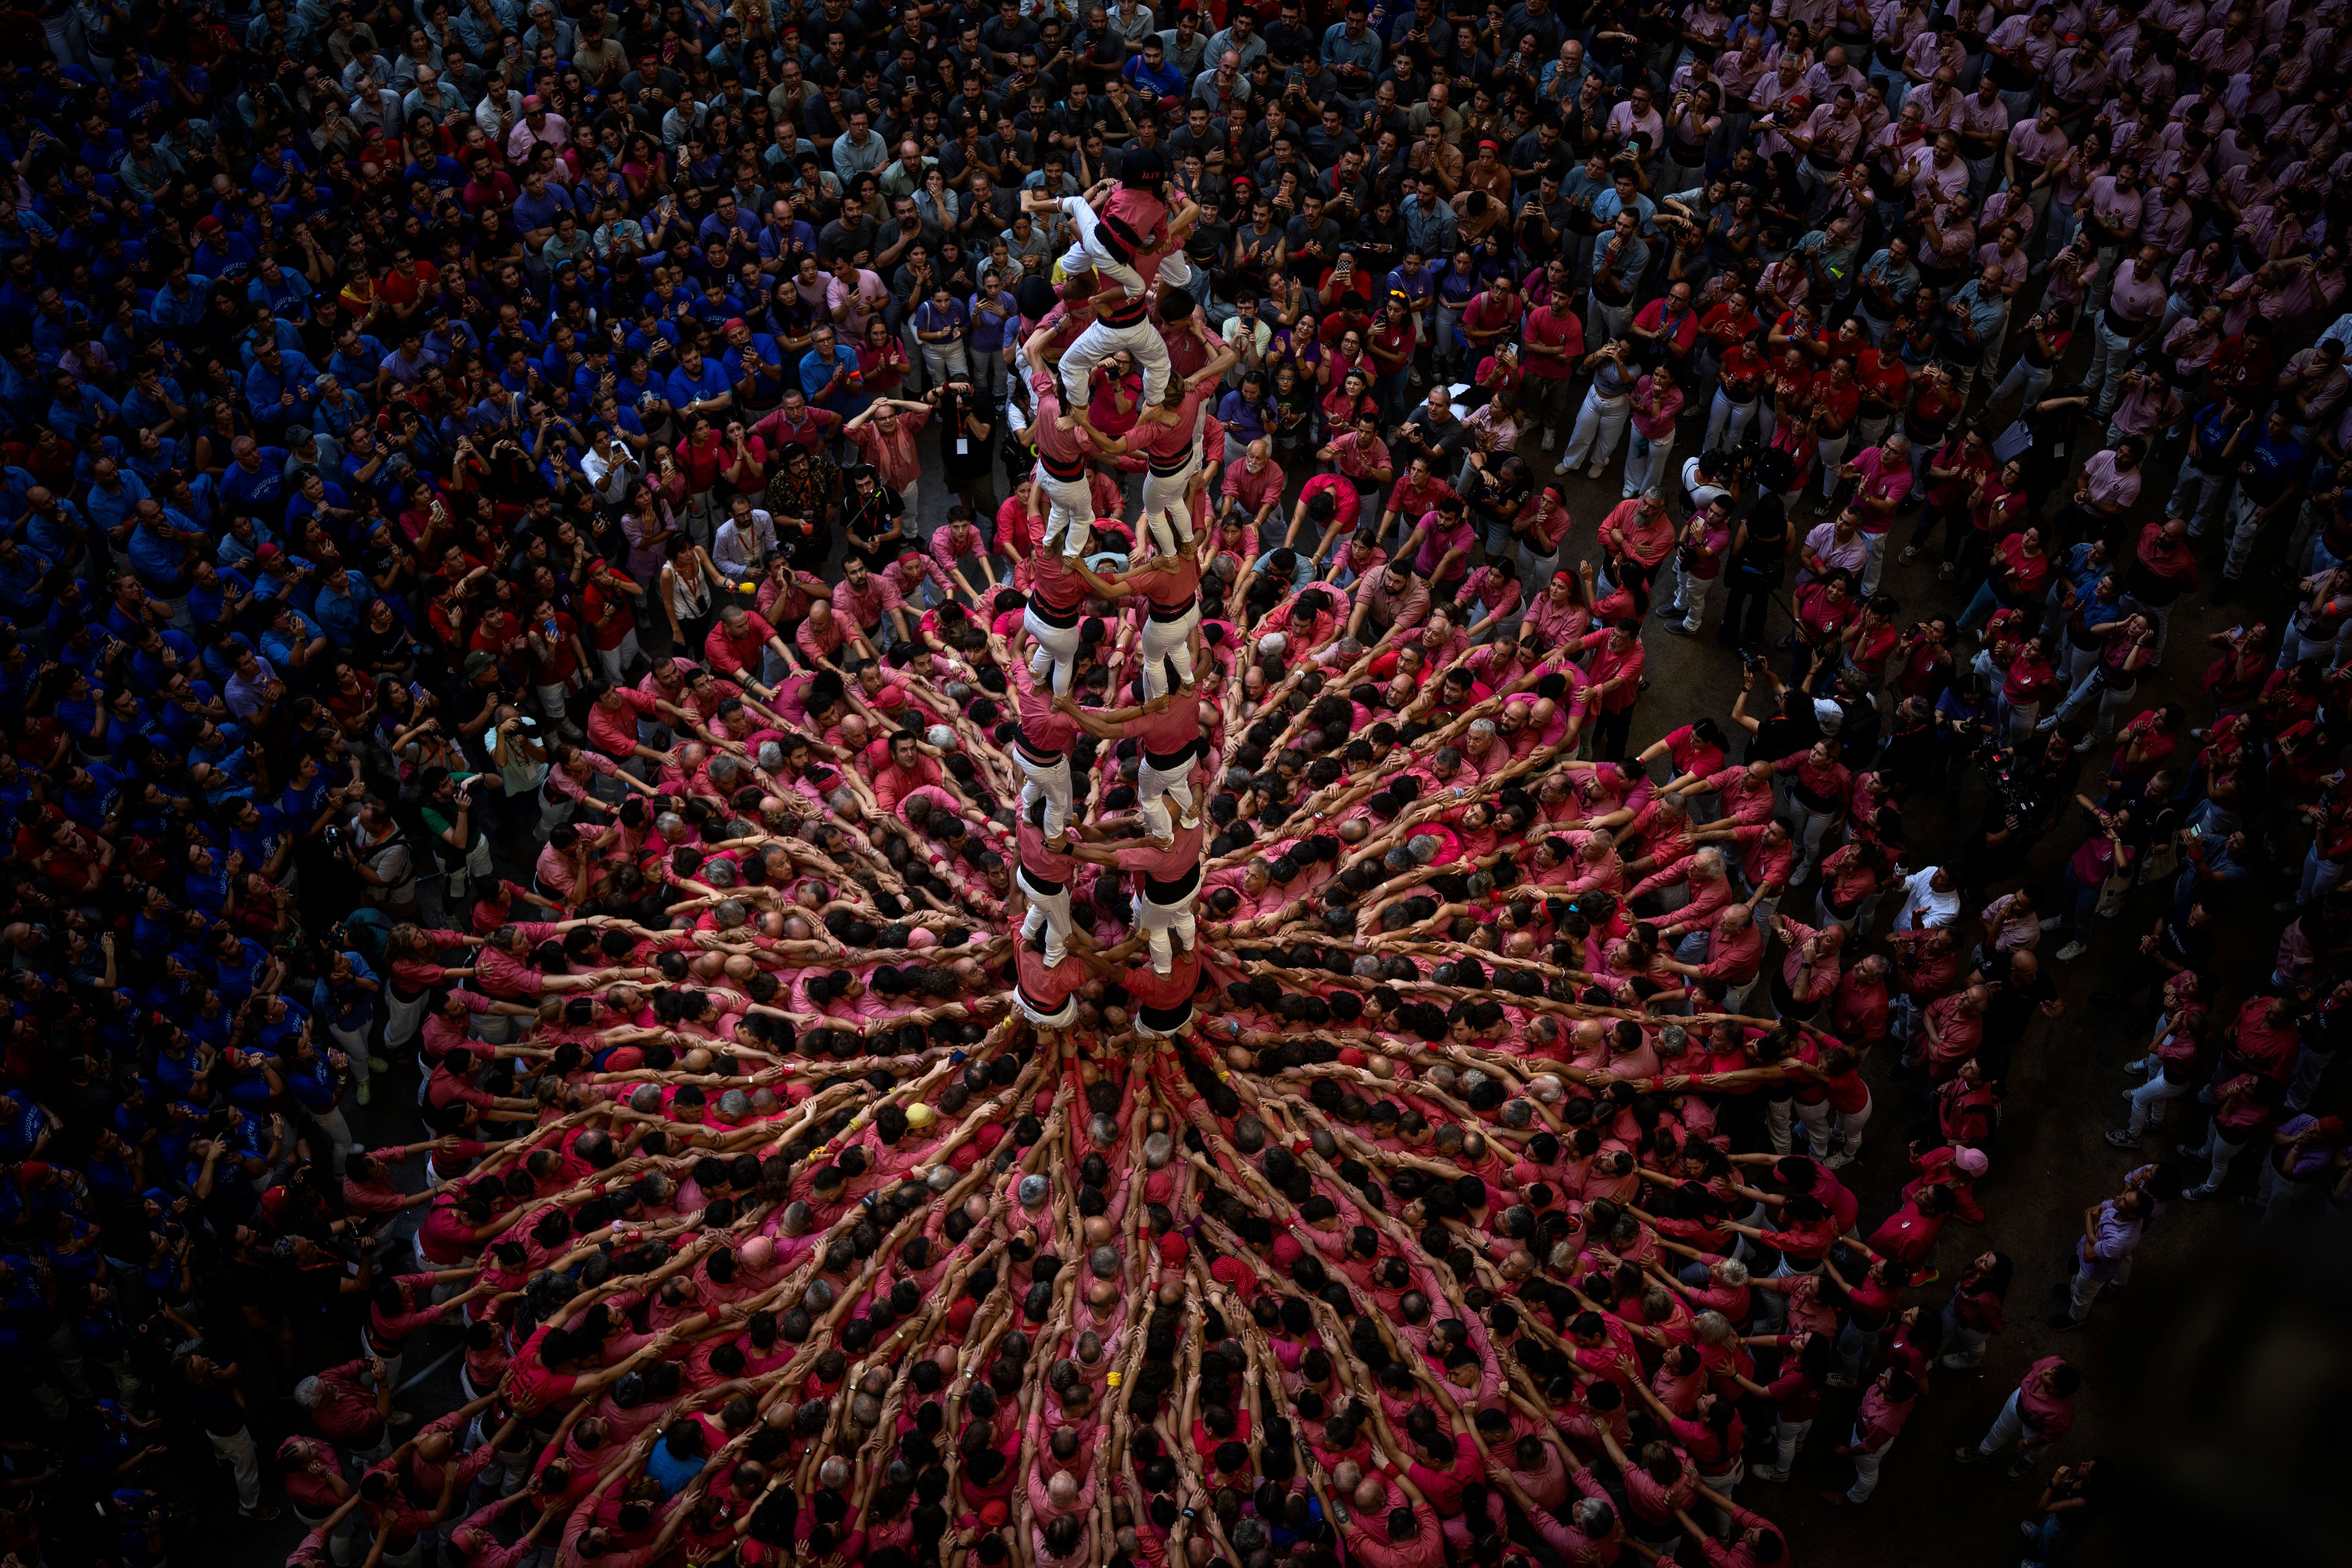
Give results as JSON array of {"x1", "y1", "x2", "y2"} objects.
[
  {"x1": 323, "y1": 825, "x2": 347, "y2": 855},
  {"x1": 1972, "y1": 730, "x2": 2042, "y2": 821},
  {"x1": 1738, "y1": 649, "x2": 1767, "y2": 677}
]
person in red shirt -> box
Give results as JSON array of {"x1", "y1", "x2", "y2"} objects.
[
  {"x1": 1706, "y1": 339, "x2": 1770, "y2": 453},
  {"x1": 1580, "y1": 619, "x2": 1647, "y2": 758},
  {"x1": 521, "y1": 598, "x2": 587, "y2": 722},
  {"x1": 1519, "y1": 279, "x2": 1587, "y2": 442},
  {"x1": 869, "y1": 730, "x2": 954, "y2": 815},
  {"x1": 577, "y1": 561, "x2": 644, "y2": 683},
  {"x1": 701, "y1": 603, "x2": 791, "y2": 694},
  {"x1": 1852, "y1": 344, "x2": 1913, "y2": 452},
  {"x1": 1808, "y1": 355, "x2": 1862, "y2": 505}
]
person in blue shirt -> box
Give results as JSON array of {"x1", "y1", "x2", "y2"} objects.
[
  {"x1": 247, "y1": 256, "x2": 314, "y2": 321},
  {"x1": 2217, "y1": 406, "x2": 2309, "y2": 598},
  {"x1": 665, "y1": 342, "x2": 736, "y2": 419},
  {"x1": 46, "y1": 370, "x2": 119, "y2": 443},
  {"x1": 243, "y1": 337, "x2": 320, "y2": 431},
  {"x1": 249, "y1": 545, "x2": 321, "y2": 617},
  {"x1": 186, "y1": 557, "x2": 256, "y2": 629},
  {"x1": 146, "y1": 263, "x2": 213, "y2": 330},
  {"x1": 217, "y1": 439, "x2": 291, "y2": 517},
  {"x1": 58, "y1": 760, "x2": 125, "y2": 830},
  {"x1": 283, "y1": 470, "x2": 355, "y2": 534},
  {"x1": 0, "y1": 340, "x2": 49, "y2": 423},
  {"x1": 81, "y1": 458, "x2": 149, "y2": 536},
  {"x1": 124, "y1": 623, "x2": 200, "y2": 691},
  {"x1": 718, "y1": 319, "x2": 788, "y2": 407},
  {"x1": 0, "y1": 536, "x2": 51, "y2": 623},
  {"x1": 189, "y1": 216, "x2": 256, "y2": 279},
  {"x1": 644, "y1": 1422, "x2": 710, "y2": 1499},
  {"x1": 1123, "y1": 36, "x2": 1186, "y2": 101},
  {"x1": 799, "y1": 323, "x2": 865, "y2": 418},
  {"x1": 309, "y1": 565, "x2": 371, "y2": 647},
  {"x1": 511, "y1": 169, "x2": 576, "y2": 243},
  {"x1": 258, "y1": 601, "x2": 331, "y2": 675}
]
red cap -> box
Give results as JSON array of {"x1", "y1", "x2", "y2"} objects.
[
  {"x1": 1144, "y1": 1169, "x2": 1176, "y2": 1206},
  {"x1": 15, "y1": 1162, "x2": 49, "y2": 1181},
  {"x1": 1156, "y1": 1232, "x2": 1189, "y2": 1264},
  {"x1": 256, "y1": 543, "x2": 285, "y2": 560},
  {"x1": 1337, "y1": 1047, "x2": 1368, "y2": 1067},
  {"x1": 1209, "y1": 1257, "x2": 1251, "y2": 1288},
  {"x1": 1271, "y1": 1234, "x2": 1304, "y2": 1269},
  {"x1": 978, "y1": 1501, "x2": 1009, "y2": 1529},
  {"x1": 948, "y1": 1297, "x2": 979, "y2": 1331},
  {"x1": 522, "y1": 94, "x2": 545, "y2": 110},
  {"x1": 724, "y1": 317, "x2": 747, "y2": 334},
  {"x1": 604, "y1": 1047, "x2": 644, "y2": 1072}
]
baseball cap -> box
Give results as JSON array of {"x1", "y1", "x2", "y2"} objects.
[{"x1": 464, "y1": 650, "x2": 497, "y2": 677}]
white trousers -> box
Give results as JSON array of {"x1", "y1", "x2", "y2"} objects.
[
  {"x1": 1017, "y1": 865, "x2": 1073, "y2": 965},
  {"x1": 1138, "y1": 753, "x2": 1198, "y2": 824},
  {"x1": 1060, "y1": 315, "x2": 1173, "y2": 409},
  {"x1": 1139, "y1": 606, "x2": 1199, "y2": 697},
  {"x1": 1023, "y1": 605, "x2": 1084, "y2": 695},
  {"x1": 1034, "y1": 468, "x2": 1096, "y2": 559},
  {"x1": 1667, "y1": 560, "x2": 1714, "y2": 631},
  {"x1": 1974, "y1": 1390, "x2": 2053, "y2": 1467},
  {"x1": 1016, "y1": 747, "x2": 1076, "y2": 838},
  {"x1": 1134, "y1": 894, "x2": 1198, "y2": 973},
  {"x1": 1139, "y1": 462, "x2": 1201, "y2": 556},
  {"x1": 1844, "y1": 1430, "x2": 1887, "y2": 1504},
  {"x1": 1706, "y1": 392, "x2": 1757, "y2": 453},
  {"x1": 210, "y1": 1426, "x2": 262, "y2": 1511},
  {"x1": 1562, "y1": 388, "x2": 1631, "y2": 470},
  {"x1": 1623, "y1": 426, "x2": 1675, "y2": 499}
]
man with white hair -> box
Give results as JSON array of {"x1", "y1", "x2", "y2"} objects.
[
  {"x1": 1660, "y1": 901, "x2": 1767, "y2": 1012},
  {"x1": 1637, "y1": 847, "x2": 1735, "y2": 956}
]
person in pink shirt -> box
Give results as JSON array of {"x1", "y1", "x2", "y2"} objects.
[
  {"x1": 1836, "y1": 435, "x2": 1912, "y2": 588},
  {"x1": 1956, "y1": 1355, "x2": 2079, "y2": 1478},
  {"x1": 1218, "y1": 439, "x2": 1287, "y2": 545}
]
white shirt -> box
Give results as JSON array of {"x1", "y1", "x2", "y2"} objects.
[
  {"x1": 1888, "y1": 865, "x2": 1962, "y2": 931},
  {"x1": 581, "y1": 444, "x2": 639, "y2": 505},
  {"x1": 714, "y1": 510, "x2": 779, "y2": 581}
]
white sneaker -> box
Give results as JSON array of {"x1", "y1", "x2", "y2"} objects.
[
  {"x1": 1554, "y1": 459, "x2": 1576, "y2": 475},
  {"x1": 2054, "y1": 941, "x2": 2087, "y2": 962},
  {"x1": 1542, "y1": 429, "x2": 1557, "y2": 452},
  {"x1": 2037, "y1": 915, "x2": 2064, "y2": 932},
  {"x1": 1586, "y1": 460, "x2": 1608, "y2": 479}
]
